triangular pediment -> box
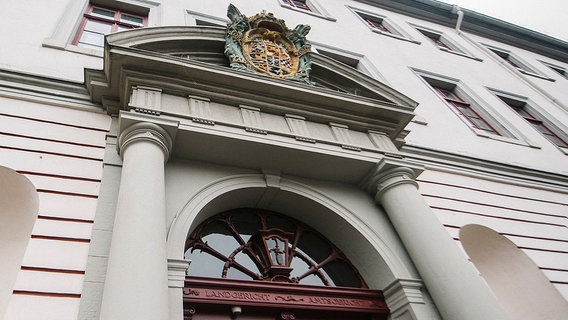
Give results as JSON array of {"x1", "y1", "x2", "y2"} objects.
[{"x1": 85, "y1": 26, "x2": 417, "y2": 139}]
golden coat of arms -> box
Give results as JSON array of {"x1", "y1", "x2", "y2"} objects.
[{"x1": 225, "y1": 4, "x2": 312, "y2": 84}]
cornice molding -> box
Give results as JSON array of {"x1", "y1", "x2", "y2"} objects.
[
  {"x1": 0, "y1": 69, "x2": 100, "y2": 111},
  {"x1": 401, "y1": 145, "x2": 568, "y2": 191},
  {"x1": 354, "y1": 0, "x2": 568, "y2": 63}
]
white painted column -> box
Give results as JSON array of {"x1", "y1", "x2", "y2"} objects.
[
  {"x1": 100, "y1": 122, "x2": 173, "y2": 320},
  {"x1": 370, "y1": 166, "x2": 509, "y2": 320}
]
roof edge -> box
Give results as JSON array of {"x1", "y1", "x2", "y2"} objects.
[{"x1": 355, "y1": 0, "x2": 568, "y2": 63}]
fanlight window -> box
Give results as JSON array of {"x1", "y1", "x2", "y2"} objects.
[{"x1": 185, "y1": 209, "x2": 365, "y2": 288}]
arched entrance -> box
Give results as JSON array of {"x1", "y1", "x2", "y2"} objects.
[{"x1": 183, "y1": 208, "x2": 389, "y2": 320}]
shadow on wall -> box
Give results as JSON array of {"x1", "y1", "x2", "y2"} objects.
[
  {"x1": 0, "y1": 166, "x2": 39, "y2": 318},
  {"x1": 460, "y1": 224, "x2": 568, "y2": 320}
]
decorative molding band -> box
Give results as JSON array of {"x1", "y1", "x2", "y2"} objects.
[
  {"x1": 129, "y1": 86, "x2": 162, "y2": 111},
  {"x1": 330, "y1": 123, "x2": 361, "y2": 151},
  {"x1": 368, "y1": 130, "x2": 401, "y2": 156},
  {"x1": 0, "y1": 69, "x2": 98, "y2": 110},
  {"x1": 240, "y1": 105, "x2": 266, "y2": 134},
  {"x1": 168, "y1": 258, "x2": 191, "y2": 288},
  {"x1": 134, "y1": 107, "x2": 161, "y2": 116},
  {"x1": 189, "y1": 95, "x2": 214, "y2": 125},
  {"x1": 402, "y1": 145, "x2": 568, "y2": 190},
  {"x1": 330, "y1": 123, "x2": 353, "y2": 145},
  {"x1": 285, "y1": 114, "x2": 312, "y2": 141},
  {"x1": 118, "y1": 122, "x2": 174, "y2": 161}
]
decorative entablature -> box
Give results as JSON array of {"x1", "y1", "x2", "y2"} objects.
[
  {"x1": 84, "y1": 15, "x2": 418, "y2": 183},
  {"x1": 225, "y1": 4, "x2": 313, "y2": 84}
]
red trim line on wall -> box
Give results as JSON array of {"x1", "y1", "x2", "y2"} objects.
[
  {"x1": 12, "y1": 290, "x2": 81, "y2": 298},
  {"x1": 21, "y1": 266, "x2": 85, "y2": 275},
  {"x1": 18, "y1": 171, "x2": 102, "y2": 182},
  {"x1": 31, "y1": 235, "x2": 90, "y2": 243},
  {"x1": 418, "y1": 179, "x2": 568, "y2": 206},
  {"x1": 1, "y1": 132, "x2": 105, "y2": 149},
  {"x1": 424, "y1": 193, "x2": 566, "y2": 218},
  {"x1": 0, "y1": 112, "x2": 109, "y2": 132}
]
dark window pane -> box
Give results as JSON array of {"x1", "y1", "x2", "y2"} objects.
[
  {"x1": 286, "y1": 0, "x2": 311, "y2": 11},
  {"x1": 321, "y1": 260, "x2": 362, "y2": 288},
  {"x1": 91, "y1": 7, "x2": 116, "y2": 19},
  {"x1": 298, "y1": 231, "x2": 332, "y2": 264},
  {"x1": 121, "y1": 13, "x2": 144, "y2": 26}
]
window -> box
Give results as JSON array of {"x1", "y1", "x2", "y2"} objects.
[
  {"x1": 283, "y1": 0, "x2": 312, "y2": 11},
  {"x1": 542, "y1": 62, "x2": 568, "y2": 80},
  {"x1": 357, "y1": 13, "x2": 391, "y2": 33},
  {"x1": 185, "y1": 209, "x2": 365, "y2": 288},
  {"x1": 278, "y1": 0, "x2": 335, "y2": 20},
  {"x1": 417, "y1": 28, "x2": 453, "y2": 51},
  {"x1": 73, "y1": 4, "x2": 147, "y2": 50},
  {"x1": 415, "y1": 27, "x2": 464, "y2": 52},
  {"x1": 419, "y1": 75, "x2": 514, "y2": 138},
  {"x1": 433, "y1": 86, "x2": 500, "y2": 135},
  {"x1": 350, "y1": 9, "x2": 417, "y2": 44},
  {"x1": 186, "y1": 11, "x2": 227, "y2": 27},
  {"x1": 485, "y1": 46, "x2": 547, "y2": 79},
  {"x1": 496, "y1": 95, "x2": 568, "y2": 149}
]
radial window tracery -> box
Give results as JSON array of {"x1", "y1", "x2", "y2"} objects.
[{"x1": 185, "y1": 208, "x2": 365, "y2": 288}]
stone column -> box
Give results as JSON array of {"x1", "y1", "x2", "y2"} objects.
[
  {"x1": 370, "y1": 166, "x2": 508, "y2": 320},
  {"x1": 100, "y1": 121, "x2": 174, "y2": 320}
]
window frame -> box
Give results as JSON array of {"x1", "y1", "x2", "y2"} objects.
[
  {"x1": 349, "y1": 7, "x2": 418, "y2": 44},
  {"x1": 484, "y1": 45, "x2": 552, "y2": 80},
  {"x1": 413, "y1": 25, "x2": 480, "y2": 60},
  {"x1": 42, "y1": 0, "x2": 157, "y2": 57},
  {"x1": 431, "y1": 86, "x2": 500, "y2": 135},
  {"x1": 415, "y1": 72, "x2": 525, "y2": 143},
  {"x1": 495, "y1": 93, "x2": 568, "y2": 152},
  {"x1": 312, "y1": 43, "x2": 387, "y2": 82},
  {"x1": 185, "y1": 10, "x2": 228, "y2": 27},
  {"x1": 277, "y1": 0, "x2": 336, "y2": 21},
  {"x1": 414, "y1": 27, "x2": 458, "y2": 52},
  {"x1": 283, "y1": 0, "x2": 312, "y2": 11},
  {"x1": 540, "y1": 61, "x2": 568, "y2": 80},
  {"x1": 72, "y1": 4, "x2": 147, "y2": 51}
]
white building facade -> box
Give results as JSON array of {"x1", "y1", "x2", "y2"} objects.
[{"x1": 1, "y1": 1, "x2": 567, "y2": 319}]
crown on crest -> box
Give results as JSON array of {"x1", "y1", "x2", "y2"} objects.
[{"x1": 248, "y1": 10, "x2": 289, "y2": 33}]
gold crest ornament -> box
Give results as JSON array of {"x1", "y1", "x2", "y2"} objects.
[{"x1": 225, "y1": 4, "x2": 313, "y2": 84}]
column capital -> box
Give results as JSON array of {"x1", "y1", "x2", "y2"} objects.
[
  {"x1": 118, "y1": 122, "x2": 174, "y2": 161},
  {"x1": 117, "y1": 111, "x2": 179, "y2": 162},
  {"x1": 361, "y1": 159, "x2": 423, "y2": 203}
]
